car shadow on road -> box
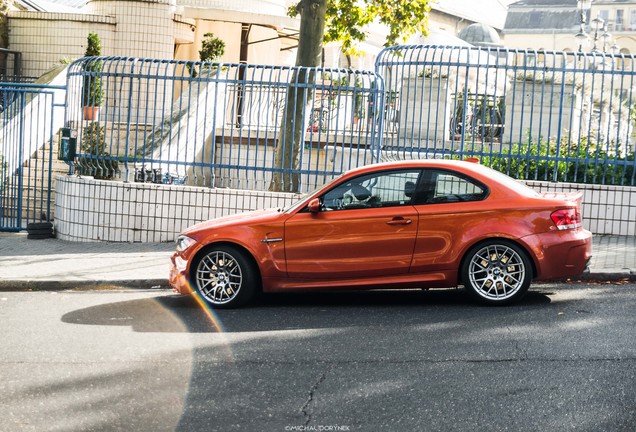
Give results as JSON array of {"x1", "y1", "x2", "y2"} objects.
[{"x1": 60, "y1": 288, "x2": 552, "y2": 333}]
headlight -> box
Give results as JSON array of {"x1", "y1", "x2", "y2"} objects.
[{"x1": 175, "y1": 235, "x2": 197, "y2": 252}]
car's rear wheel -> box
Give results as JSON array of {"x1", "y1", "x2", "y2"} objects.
[
  {"x1": 461, "y1": 240, "x2": 532, "y2": 305},
  {"x1": 191, "y1": 245, "x2": 257, "y2": 308}
]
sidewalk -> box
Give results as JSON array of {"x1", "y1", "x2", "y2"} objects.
[
  {"x1": 0, "y1": 232, "x2": 174, "y2": 290},
  {"x1": 0, "y1": 232, "x2": 634, "y2": 290}
]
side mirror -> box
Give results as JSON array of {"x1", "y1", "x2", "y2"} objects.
[{"x1": 307, "y1": 198, "x2": 321, "y2": 213}]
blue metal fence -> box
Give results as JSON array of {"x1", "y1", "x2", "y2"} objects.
[
  {"x1": 64, "y1": 47, "x2": 636, "y2": 190},
  {"x1": 66, "y1": 57, "x2": 384, "y2": 193},
  {"x1": 376, "y1": 45, "x2": 636, "y2": 186},
  {"x1": 0, "y1": 83, "x2": 65, "y2": 230}
]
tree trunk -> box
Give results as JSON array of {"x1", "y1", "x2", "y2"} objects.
[
  {"x1": 270, "y1": 0, "x2": 326, "y2": 192},
  {"x1": 0, "y1": 0, "x2": 9, "y2": 78}
]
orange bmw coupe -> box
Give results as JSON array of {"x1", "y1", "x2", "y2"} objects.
[{"x1": 170, "y1": 159, "x2": 592, "y2": 308}]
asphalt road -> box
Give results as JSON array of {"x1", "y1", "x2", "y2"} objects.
[{"x1": 1, "y1": 283, "x2": 635, "y2": 432}]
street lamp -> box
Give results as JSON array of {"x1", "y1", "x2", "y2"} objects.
[
  {"x1": 590, "y1": 15, "x2": 605, "y2": 53},
  {"x1": 590, "y1": 14, "x2": 619, "y2": 55},
  {"x1": 610, "y1": 43, "x2": 620, "y2": 55},
  {"x1": 576, "y1": 0, "x2": 592, "y2": 51},
  {"x1": 575, "y1": 24, "x2": 589, "y2": 52},
  {"x1": 575, "y1": 0, "x2": 620, "y2": 58}
]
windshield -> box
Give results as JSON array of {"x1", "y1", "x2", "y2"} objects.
[
  {"x1": 282, "y1": 193, "x2": 310, "y2": 213},
  {"x1": 282, "y1": 174, "x2": 346, "y2": 213}
]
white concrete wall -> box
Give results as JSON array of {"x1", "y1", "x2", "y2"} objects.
[
  {"x1": 55, "y1": 175, "x2": 636, "y2": 243},
  {"x1": 7, "y1": 12, "x2": 116, "y2": 78},
  {"x1": 54, "y1": 175, "x2": 300, "y2": 242},
  {"x1": 87, "y1": 0, "x2": 178, "y2": 60},
  {"x1": 398, "y1": 76, "x2": 452, "y2": 146},
  {"x1": 504, "y1": 84, "x2": 581, "y2": 144},
  {"x1": 178, "y1": 0, "x2": 288, "y2": 15},
  {"x1": 176, "y1": 20, "x2": 285, "y2": 65},
  {"x1": 8, "y1": 0, "x2": 195, "y2": 80}
]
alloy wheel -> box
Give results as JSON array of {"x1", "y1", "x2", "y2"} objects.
[
  {"x1": 195, "y1": 250, "x2": 243, "y2": 305},
  {"x1": 467, "y1": 243, "x2": 527, "y2": 301}
]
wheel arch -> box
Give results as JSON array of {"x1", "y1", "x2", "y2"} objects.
[
  {"x1": 457, "y1": 237, "x2": 538, "y2": 285},
  {"x1": 190, "y1": 241, "x2": 263, "y2": 290}
]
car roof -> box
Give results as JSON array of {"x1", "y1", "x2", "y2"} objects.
[
  {"x1": 344, "y1": 159, "x2": 493, "y2": 177},
  {"x1": 341, "y1": 159, "x2": 538, "y2": 197}
]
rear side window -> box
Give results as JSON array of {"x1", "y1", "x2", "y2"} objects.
[{"x1": 420, "y1": 170, "x2": 488, "y2": 204}]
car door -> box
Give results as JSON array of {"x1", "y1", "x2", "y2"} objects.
[
  {"x1": 284, "y1": 169, "x2": 422, "y2": 280},
  {"x1": 410, "y1": 168, "x2": 490, "y2": 273}
]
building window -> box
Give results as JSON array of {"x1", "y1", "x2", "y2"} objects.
[
  {"x1": 616, "y1": 9, "x2": 624, "y2": 31},
  {"x1": 630, "y1": 9, "x2": 636, "y2": 30}
]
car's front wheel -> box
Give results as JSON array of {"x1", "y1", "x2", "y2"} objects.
[
  {"x1": 191, "y1": 245, "x2": 257, "y2": 308},
  {"x1": 461, "y1": 240, "x2": 532, "y2": 305}
]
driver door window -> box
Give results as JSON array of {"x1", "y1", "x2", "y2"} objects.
[{"x1": 322, "y1": 170, "x2": 421, "y2": 210}]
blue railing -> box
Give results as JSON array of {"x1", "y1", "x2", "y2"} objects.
[
  {"x1": 65, "y1": 47, "x2": 636, "y2": 190},
  {"x1": 376, "y1": 45, "x2": 636, "y2": 186},
  {"x1": 0, "y1": 83, "x2": 65, "y2": 230},
  {"x1": 66, "y1": 57, "x2": 384, "y2": 193}
]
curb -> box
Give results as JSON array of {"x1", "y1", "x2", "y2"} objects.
[
  {"x1": 572, "y1": 270, "x2": 636, "y2": 282},
  {"x1": 0, "y1": 271, "x2": 634, "y2": 293},
  {"x1": 0, "y1": 279, "x2": 170, "y2": 292}
]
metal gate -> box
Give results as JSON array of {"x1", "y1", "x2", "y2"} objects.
[{"x1": 0, "y1": 83, "x2": 66, "y2": 231}]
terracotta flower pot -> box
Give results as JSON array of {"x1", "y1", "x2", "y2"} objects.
[{"x1": 83, "y1": 106, "x2": 100, "y2": 121}]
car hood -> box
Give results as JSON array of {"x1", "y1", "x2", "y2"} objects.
[{"x1": 181, "y1": 207, "x2": 284, "y2": 237}]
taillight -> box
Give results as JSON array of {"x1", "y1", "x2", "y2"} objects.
[{"x1": 550, "y1": 209, "x2": 582, "y2": 230}]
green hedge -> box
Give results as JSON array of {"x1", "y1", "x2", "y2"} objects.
[{"x1": 478, "y1": 138, "x2": 636, "y2": 186}]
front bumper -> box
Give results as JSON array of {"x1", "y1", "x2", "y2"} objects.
[{"x1": 169, "y1": 253, "x2": 193, "y2": 295}]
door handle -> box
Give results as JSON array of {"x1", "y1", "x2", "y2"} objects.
[
  {"x1": 386, "y1": 217, "x2": 412, "y2": 226},
  {"x1": 261, "y1": 237, "x2": 283, "y2": 243}
]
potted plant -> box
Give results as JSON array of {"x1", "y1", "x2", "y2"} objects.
[
  {"x1": 193, "y1": 32, "x2": 225, "y2": 77},
  {"x1": 82, "y1": 32, "x2": 103, "y2": 120}
]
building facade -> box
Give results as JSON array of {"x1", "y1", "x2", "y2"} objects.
[
  {"x1": 6, "y1": 0, "x2": 297, "y2": 79},
  {"x1": 4, "y1": 0, "x2": 511, "y2": 80},
  {"x1": 504, "y1": 0, "x2": 636, "y2": 55}
]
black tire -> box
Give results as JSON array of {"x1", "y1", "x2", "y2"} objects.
[
  {"x1": 26, "y1": 222, "x2": 54, "y2": 239},
  {"x1": 190, "y1": 245, "x2": 258, "y2": 309},
  {"x1": 27, "y1": 233, "x2": 53, "y2": 240},
  {"x1": 461, "y1": 239, "x2": 532, "y2": 305},
  {"x1": 27, "y1": 222, "x2": 52, "y2": 231},
  {"x1": 27, "y1": 229, "x2": 51, "y2": 234}
]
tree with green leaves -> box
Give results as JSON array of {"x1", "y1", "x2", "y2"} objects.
[{"x1": 271, "y1": 0, "x2": 431, "y2": 192}]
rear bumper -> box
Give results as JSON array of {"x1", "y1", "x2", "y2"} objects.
[{"x1": 524, "y1": 228, "x2": 593, "y2": 280}]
